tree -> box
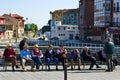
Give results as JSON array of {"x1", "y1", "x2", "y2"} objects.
[
  {"x1": 25, "y1": 24, "x2": 31, "y2": 31},
  {"x1": 24, "y1": 24, "x2": 31, "y2": 36},
  {"x1": 30, "y1": 23, "x2": 38, "y2": 37},
  {"x1": 24, "y1": 23, "x2": 38, "y2": 37}
]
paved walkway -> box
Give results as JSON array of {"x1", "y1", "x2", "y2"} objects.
[{"x1": 0, "y1": 65, "x2": 120, "y2": 80}]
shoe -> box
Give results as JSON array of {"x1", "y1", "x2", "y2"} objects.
[
  {"x1": 89, "y1": 66, "x2": 93, "y2": 70},
  {"x1": 41, "y1": 64, "x2": 44, "y2": 70},
  {"x1": 56, "y1": 68, "x2": 59, "y2": 71},
  {"x1": 23, "y1": 68, "x2": 27, "y2": 72},
  {"x1": 89, "y1": 68, "x2": 92, "y2": 70},
  {"x1": 12, "y1": 68, "x2": 15, "y2": 71},
  {"x1": 78, "y1": 68, "x2": 81, "y2": 70},
  {"x1": 12, "y1": 66, "x2": 15, "y2": 71},
  {"x1": 96, "y1": 66, "x2": 101, "y2": 68},
  {"x1": 48, "y1": 67, "x2": 50, "y2": 71},
  {"x1": 105, "y1": 69, "x2": 111, "y2": 72},
  {"x1": 16, "y1": 65, "x2": 20, "y2": 68},
  {"x1": 31, "y1": 68, "x2": 36, "y2": 72},
  {"x1": 110, "y1": 68, "x2": 113, "y2": 72},
  {"x1": 71, "y1": 67, "x2": 73, "y2": 70},
  {"x1": 67, "y1": 64, "x2": 70, "y2": 67}
]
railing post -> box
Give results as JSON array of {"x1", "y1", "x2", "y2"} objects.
[{"x1": 64, "y1": 58, "x2": 67, "y2": 80}]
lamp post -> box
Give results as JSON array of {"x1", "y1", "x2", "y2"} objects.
[
  {"x1": 25, "y1": 18, "x2": 29, "y2": 36},
  {"x1": 15, "y1": 20, "x2": 19, "y2": 43},
  {"x1": 16, "y1": 19, "x2": 22, "y2": 42},
  {"x1": 64, "y1": 58, "x2": 68, "y2": 80},
  {"x1": 49, "y1": 11, "x2": 53, "y2": 44},
  {"x1": 105, "y1": 28, "x2": 110, "y2": 38}
]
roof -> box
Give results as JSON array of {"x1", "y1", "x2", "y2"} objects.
[
  {"x1": 11, "y1": 14, "x2": 23, "y2": 18},
  {"x1": 0, "y1": 16, "x2": 5, "y2": 19},
  {"x1": 3, "y1": 14, "x2": 23, "y2": 18}
]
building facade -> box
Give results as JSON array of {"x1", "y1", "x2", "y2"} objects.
[
  {"x1": 0, "y1": 14, "x2": 25, "y2": 39},
  {"x1": 0, "y1": 16, "x2": 6, "y2": 39},
  {"x1": 79, "y1": 0, "x2": 99, "y2": 41},
  {"x1": 94, "y1": 0, "x2": 120, "y2": 44},
  {"x1": 51, "y1": 21, "x2": 79, "y2": 40},
  {"x1": 52, "y1": 9, "x2": 79, "y2": 25},
  {"x1": 78, "y1": 0, "x2": 120, "y2": 43}
]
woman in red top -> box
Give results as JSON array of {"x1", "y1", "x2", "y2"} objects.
[
  {"x1": 3, "y1": 43, "x2": 16, "y2": 71},
  {"x1": 31, "y1": 44, "x2": 43, "y2": 70}
]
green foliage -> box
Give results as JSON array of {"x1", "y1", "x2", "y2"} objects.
[
  {"x1": 30, "y1": 23, "x2": 38, "y2": 37},
  {"x1": 25, "y1": 24, "x2": 31, "y2": 31},
  {"x1": 24, "y1": 23, "x2": 38, "y2": 37}
]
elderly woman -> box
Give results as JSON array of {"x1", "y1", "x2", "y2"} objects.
[
  {"x1": 56, "y1": 45, "x2": 67, "y2": 70},
  {"x1": 70, "y1": 49, "x2": 81, "y2": 70},
  {"x1": 31, "y1": 44, "x2": 43, "y2": 70},
  {"x1": 3, "y1": 43, "x2": 16, "y2": 71}
]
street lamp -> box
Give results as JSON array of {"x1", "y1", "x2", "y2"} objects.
[
  {"x1": 105, "y1": 28, "x2": 110, "y2": 38},
  {"x1": 15, "y1": 19, "x2": 22, "y2": 43},
  {"x1": 49, "y1": 11, "x2": 53, "y2": 44}
]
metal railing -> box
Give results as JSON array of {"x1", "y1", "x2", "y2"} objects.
[{"x1": 27, "y1": 39, "x2": 104, "y2": 47}]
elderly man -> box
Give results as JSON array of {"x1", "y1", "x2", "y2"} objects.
[
  {"x1": 82, "y1": 46, "x2": 101, "y2": 70},
  {"x1": 20, "y1": 45, "x2": 35, "y2": 72},
  {"x1": 104, "y1": 37, "x2": 115, "y2": 72},
  {"x1": 44, "y1": 45, "x2": 59, "y2": 71}
]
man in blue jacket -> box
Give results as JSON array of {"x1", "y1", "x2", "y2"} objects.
[
  {"x1": 104, "y1": 37, "x2": 115, "y2": 72},
  {"x1": 20, "y1": 45, "x2": 35, "y2": 72}
]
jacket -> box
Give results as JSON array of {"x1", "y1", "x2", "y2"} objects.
[{"x1": 104, "y1": 42, "x2": 115, "y2": 54}]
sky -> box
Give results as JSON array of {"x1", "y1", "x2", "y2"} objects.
[{"x1": 0, "y1": 0, "x2": 79, "y2": 29}]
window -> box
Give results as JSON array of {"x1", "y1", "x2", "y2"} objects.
[
  {"x1": 68, "y1": 27, "x2": 70, "y2": 29},
  {"x1": 58, "y1": 27, "x2": 60, "y2": 30},
  {"x1": 63, "y1": 27, "x2": 66, "y2": 30},
  {"x1": 117, "y1": 2, "x2": 119, "y2": 12},
  {"x1": 73, "y1": 27, "x2": 75, "y2": 29}
]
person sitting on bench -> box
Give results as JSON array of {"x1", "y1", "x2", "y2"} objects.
[
  {"x1": 82, "y1": 46, "x2": 101, "y2": 70},
  {"x1": 31, "y1": 44, "x2": 43, "y2": 70},
  {"x1": 44, "y1": 45, "x2": 59, "y2": 71},
  {"x1": 3, "y1": 43, "x2": 19, "y2": 71},
  {"x1": 20, "y1": 45, "x2": 35, "y2": 72},
  {"x1": 96, "y1": 47, "x2": 106, "y2": 62},
  {"x1": 69, "y1": 49, "x2": 81, "y2": 70}
]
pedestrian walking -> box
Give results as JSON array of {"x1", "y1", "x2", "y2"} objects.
[{"x1": 104, "y1": 37, "x2": 115, "y2": 72}]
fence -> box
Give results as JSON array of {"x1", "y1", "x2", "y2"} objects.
[{"x1": 27, "y1": 39, "x2": 104, "y2": 47}]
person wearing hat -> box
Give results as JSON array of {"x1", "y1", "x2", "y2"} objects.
[
  {"x1": 3, "y1": 43, "x2": 16, "y2": 71},
  {"x1": 20, "y1": 45, "x2": 35, "y2": 72},
  {"x1": 31, "y1": 44, "x2": 43, "y2": 70}
]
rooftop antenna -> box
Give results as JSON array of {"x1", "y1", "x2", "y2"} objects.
[{"x1": 9, "y1": 9, "x2": 12, "y2": 16}]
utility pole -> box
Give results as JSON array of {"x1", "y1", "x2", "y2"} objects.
[
  {"x1": 49, "y1": 11, "x2": 53, "y2": 44},
  {"x1": 64, "y1": 58, "x2": 67, "y2": 80}
]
